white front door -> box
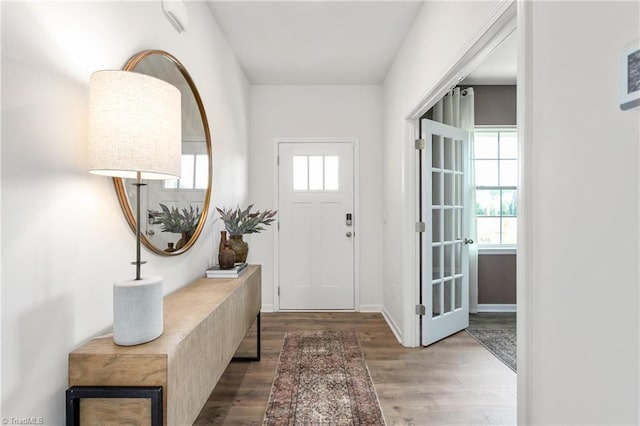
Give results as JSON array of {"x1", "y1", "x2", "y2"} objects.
[
  {"x1": 420, "y1": 119, "x2": 471, "y2": 346},
  {"x1": 278, "y1": 142, "x2": 355, "y2": 310}
]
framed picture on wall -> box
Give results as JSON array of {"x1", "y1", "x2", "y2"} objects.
[{"x1": 620, "y1": 39, "x2": 640, "y2": 111}]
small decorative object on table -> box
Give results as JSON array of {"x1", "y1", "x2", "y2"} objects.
[
  {"x1": 218, "y1": 231, "x2": 236, "y2": 269},
  {"x1": 216, "y1": 204, "x2": 277, "y2": 263},
  {"x1": 206, "y1": 262, "x2": 248, "y2": 278}
]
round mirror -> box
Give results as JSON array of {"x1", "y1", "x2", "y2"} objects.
[{"x1": 114, "y1": 50, "x2": 212, "y2": 256}]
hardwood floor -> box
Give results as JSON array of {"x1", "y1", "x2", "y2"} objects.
[{"x1": 194, "y1": 312, "x2": 516, "y2": 425}]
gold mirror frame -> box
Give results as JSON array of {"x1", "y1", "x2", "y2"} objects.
[{"x1": 114, "y1": 50, "x2": 212, "y2": 256}]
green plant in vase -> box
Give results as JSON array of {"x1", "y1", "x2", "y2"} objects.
[
  {"x1": 149, "y1": 203, "x2": 201, "y2": 250},
  {"x1": 216, "y1": 204, "x2": 277, "y2": 263}
]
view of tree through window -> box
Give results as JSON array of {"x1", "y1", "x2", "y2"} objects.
[{"x1": 474, "y1": 128, "x2": 518, "y2": 245}]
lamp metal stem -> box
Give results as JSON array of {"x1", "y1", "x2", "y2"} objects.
[{"x1": 132, "y1": 171, "x2": 147, "y2": 280}]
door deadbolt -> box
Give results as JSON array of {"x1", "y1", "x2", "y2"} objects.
[{"x1": 346, "y1": 213, "x2": 353, "y2": 226}]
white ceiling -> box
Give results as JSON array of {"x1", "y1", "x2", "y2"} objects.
[
  {"x1": 206, "y1": 1, "x2": 424, "y2": 85},
  {"x1": 464, "y1": 31, "x2": 517, "y2": 85},
  {"x1": 205, "y1": 1, "x2": 516, "y2": 86}
]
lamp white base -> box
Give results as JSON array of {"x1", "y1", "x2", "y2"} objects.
[{"x1": 113, "y1": 276, "x2": 163, "y2": 346}]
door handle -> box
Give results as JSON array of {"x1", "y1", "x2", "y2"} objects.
[
  {"x1": 346, "y1": 232, "x2": 353, "y2": 238},
  {"x1": 464, "y1": 238, "x2": 474, "y2": 245}
]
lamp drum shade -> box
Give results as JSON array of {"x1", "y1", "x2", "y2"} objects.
[{"x1": 88, "y1": 70, "x2": 181, "y2": 180}]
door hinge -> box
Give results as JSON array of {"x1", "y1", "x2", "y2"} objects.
[
  {"x1": 278, "y1": 221, "x2": 280, "y2": 231},
  {"x1": 415, "y1": 304, "x2": 426, "y2": 316},
  {"x1": 278, "y1": 286, "x2": 280, "y2": 296},
  {"x1": 277, "y1": 155, "x2": 280, "y2": 165},
  {"x1": 415, "y1": 222, "x2": 426, "y2": 232},
  {"x1": 415, "y1": 138, "x2": 426, "y2": 150}
]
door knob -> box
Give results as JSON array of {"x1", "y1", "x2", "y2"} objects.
[
  {"x1": 346, "y1": 232, "x2": 353, "y2": 238},
  {"x1": 464, "y1": 237, "x2": 474, "y2": 245}
]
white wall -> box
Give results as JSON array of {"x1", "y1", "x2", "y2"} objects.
[
  {"x1": 382, "y1": 1, "x2": 500, "y2": 344},
  {"x1": 523, "y1": 1, "x2": 639, "y2": 423},
  {"x1": 249, "y1": 85, "x2": 384, "y2": 311},
  {"x1": 1, "y1": 2, "x2": 250, "y2": 423}
]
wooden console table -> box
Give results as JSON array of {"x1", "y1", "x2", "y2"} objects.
[{"x1": 67, "y1": 265, "x2": 261, "y2": 426}]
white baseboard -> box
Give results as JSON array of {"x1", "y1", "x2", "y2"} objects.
[
  {"x1": 359, "y1": 304, "x2": 383, "y2": 312},
  {"x1": 261, "y1": 304, "x2": 274, "y2": 313},
  {"x1": 382, "y1": 307, "x2": 402, "y2": 344},
  {"x1": 477, "y1": 304, "x2": 517, "y2": 313}
]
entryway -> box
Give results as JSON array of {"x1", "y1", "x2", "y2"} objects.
[{"x1": 275, "y1": 139, "x2": 358, "y2": 310}]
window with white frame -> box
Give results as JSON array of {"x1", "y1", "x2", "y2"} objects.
[
  {"x1": 292, "y1": 155, "x2": 339, "y2": 191},
  {"x1": 164, "y1": 140, "x2": 208, "y2": 190},
  {"x1": 474, "y1": 128, "x2": 518, "y2": 246}
]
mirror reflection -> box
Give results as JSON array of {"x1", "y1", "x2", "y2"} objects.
[{"x1": 115, "y1": 50, "x2": 212, "y2": 255}]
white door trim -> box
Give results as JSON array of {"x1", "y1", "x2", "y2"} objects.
[{"x1": 272, "y1": 137, "x2": 360, "y2": 312}]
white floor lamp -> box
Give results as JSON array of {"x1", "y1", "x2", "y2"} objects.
[{"x1": 88, "y1": 70, "x2": 181, "y2": 346}]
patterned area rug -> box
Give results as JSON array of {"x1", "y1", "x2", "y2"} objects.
[
  {"x1": 263, "y1": 329, "x2": 386, "y2": 425},
  {"x1": 466, "y1": 328, "x2": 517, "y2": 372}
]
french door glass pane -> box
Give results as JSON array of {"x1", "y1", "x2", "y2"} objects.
[
  {"x1": 455, "y1": 278, "x2": 462, "y2": 309},
  {"x1": 477, "y1": 217, "x2": 501, "y2": 244},
  {"x1": 475, "y1": 160, "x2": 499, "y2": 186},
  {"x1": 454, "y1": 243, "x2": 462, "y2": 274},
  {"x1": 432, "y1": 283, "x2": 441, "y2": 317},
  {"x1": 500, "y1": 159, "x2": 518, "y2": 186},
  {"x1": 455, "y1": 209, "x2": 462, "y2": 239},
  {"x1": 432, "y1": 135, "x2": 442, "y2": 169},
  {"x1": 502, "y1": 218, "x2": 518, "y2": 244},
  {"x1": 444, "y1": 137, "x2": 454, "y2": 170},
  {"x1": 444, "y1": 281, "x2": 452, "y2": 314},
  {"x1": 432, "y1": 245, "x2": 441, "y2": 280},
  {"x1": 454, "y1": 139, "x2": 463, "y2": 172},
  {"x1": 474, "y1": 132, "x2": 498, "y2": 158},
  {"x1": 432, "y1": 172, "x2": 442, "y2": 205},
  {"x1": 432, "y1": 209, "x2": 442, "y2": 243},
  {"x1": 444, "y1": 209, "x2": 453, "y2": 241},
  {"x1": 444, "y1": 244, "x2": 453, "y2": 276},
  {"x1": 444, "y1": 173, "x2": 453, "y2": 206}
]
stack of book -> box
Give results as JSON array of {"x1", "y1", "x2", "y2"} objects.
[{"x1": 205, "y1": 263, "x2": 248, "y2": 279}]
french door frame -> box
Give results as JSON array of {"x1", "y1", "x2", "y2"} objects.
[
  {"x1": 272, "y1": 137, "x2": 360, "y2": 312},
  {"x1": 399, "y1": 0, "x2": 529, "y2": 423}
]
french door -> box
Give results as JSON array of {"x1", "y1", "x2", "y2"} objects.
[
  {"x1": 420, "y1": 119, "x2": 471, "y2": 346},
  {"x1": 278, "y1": 142, "x2": 355, "y2": 310}
]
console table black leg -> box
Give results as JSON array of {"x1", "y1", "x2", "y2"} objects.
[
  {"x1": 232, "y1": 312, "x2": 261, "y2": 362},
  {"x1": 65, "y1": 386, "x2": 162, "y2": 426},
  {"x1": 256, "y1": 312, "x2": 261, "y2": 361}
]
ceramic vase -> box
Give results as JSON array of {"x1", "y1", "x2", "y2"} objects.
[
  {"x1": 228, "y1": 234, "x2": 249, "y2": 263},
  {"x1": 218, "y1": 231, "x2": 236, "y2": 269}
]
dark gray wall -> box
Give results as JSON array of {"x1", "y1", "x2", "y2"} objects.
[
  {"x1": 470, "y1": 85, "x2": 517, "y2": 126},
  {"x1": 478, "y1": 254, "x2": 516, "y2": 304}
]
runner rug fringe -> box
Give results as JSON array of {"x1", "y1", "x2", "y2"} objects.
[{"x1": 263, "y1": 329, "x2": 386, "y2": 425}]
